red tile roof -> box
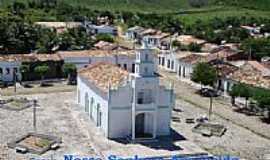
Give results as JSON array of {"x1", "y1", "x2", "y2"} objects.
[
  {"x1": 178, "y1": 54, "x2": 206, "y2": 65},
  {"x1": 229, "y1": 61, "x2": 270, "y2": 89},
  {"x1": 78, "y1": 63, "x2": 129, "y2": 92},
  {"x1": 58, "y1": 50, "x2": 135, "y2": 58},
  {"x1": 0, "y1": 53, "x2": 62, "y2": 62}
]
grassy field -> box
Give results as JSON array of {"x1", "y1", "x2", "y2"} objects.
[{"x1": 0, "y1": 0, "x2": 270, "y2": 24}]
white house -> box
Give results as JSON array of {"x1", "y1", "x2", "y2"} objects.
[
  {"x1": 77, "y1": 46, "x2": 174, "y2": 140},
  {"x1": 158, "y1": 51, "x2": 196, "y2": 73},
  {"x1": 0, "y1": 53, "x2": 63, "y2": 83},
  {"x1": 125, "y1": 26, "x2": 145, "y2": 41},
  {"x1": 58, "y1": 50, "x2": 136, "y2": 72},
  {"x1": 0, "y1": 61, "x2": 21, "y2": 82},
  {"x1": 84, "y1": 22, "x2": 117, "y2": 36},
  {"x1": 142, "y1": 32, "x2": 169, "y2": 49}
]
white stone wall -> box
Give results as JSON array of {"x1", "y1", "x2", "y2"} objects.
[
  {"x1": 77, "y1": 76, "x2": 109, "y2": 137},
  {"x1": 108, "y1": 86, "x2": 133, "y2": 138},
  {"x1": 156, "y1": 88, "x2": 173, "y2": 135},
  {"x1": 177, "y1": 62, "x2": 193, "y2": 79},
  {"x1": 158, "y1": 52, "x2": 179, "y2": 73}
]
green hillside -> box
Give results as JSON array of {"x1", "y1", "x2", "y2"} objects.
[
  {"x1": 0, "y1": 0, "x2": 270, "y2": 13},
  {"x1": 0, "y1": 0, "x2": 270, "y2": 25}
]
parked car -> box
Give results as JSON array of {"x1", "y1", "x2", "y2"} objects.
[{"x1": 200, "y1": 88, "x2": 219, "y2": 97}]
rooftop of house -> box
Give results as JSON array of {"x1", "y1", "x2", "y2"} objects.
[
  {"x1": 222, "y1": 43, "x2": 240, "y2": 51},
  {"x1": 229, "y1": 61, "x2": 270, "y2": 89},
  {"x1": 35, "y1": 22, "x2": 82, "y2": 29},
  {"x1": 201, "y1": 43, "x2": 219, "y2": 52},
  {"x1": 144, "y1": 31, "x2": 170, "y2": 39},
  {"x1": 127, "y1": 26, "x2": 145, "y2": 32},
  {"x1": 206, "y1": 48, "x2": 240, "y2": 62},
  {"x1": 0, "y1": 53, "x2": 62, "y2": 62},
  {"x1": 94, "y1": 41, "x2": 131, "y2": 51},
  {"x1": 178, "y1": 54, "x2": 206, "y2": 65},
  {"x1": 241, "y1": 25, "x2": 260, "y2": 31},
  {"x1": 262, "y1": 61, "x2": 270, "y2": 70},
  {"x1": 213, "y1": 63, "x2": 239, "y2": 78},
  {"x1": 87, "y1": 24, "x2": 116, "y2": 30},
  {"x1": 175, "y1": 35, "x2": 206, "y2": 46},
  {"x1": 173, "y1": 51, "x2": 209, "y2": 60},
  {"x1": 139, "y1": 28, "x2": 158, "y2": 36},
  {"x1": 78, "y1": 63, "x2": 129, "y2": 92},
  {"x1": 58, "y1": 49, "x2": 135, "y2": 58}
]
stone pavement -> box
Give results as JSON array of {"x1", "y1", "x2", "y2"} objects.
[
  {"x1": 67, "y1": 98, "x2": 208, "y2": 159},
  {"x1": 159, "y1": 69, "x2": 270, "y2": 140}
]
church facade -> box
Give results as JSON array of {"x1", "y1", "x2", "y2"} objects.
[{"x1": 77, "y1": 46, "x2": 174, "y2": 140}]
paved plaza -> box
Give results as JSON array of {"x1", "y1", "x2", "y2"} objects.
[
  {"x1": 0, "y1": 89, "x2": 269, "y2": 160},
  {"x1": 0, "y1": 92, "x2": 206, "y2": 160}
]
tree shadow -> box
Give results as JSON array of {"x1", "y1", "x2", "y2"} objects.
[
  {"x1": 111, "y1": 128, "x2": 186, "y2": 151},
  {"x1": 260, "y1": 117, "x2": 270, "y2": 124},
  {"x1": 233, "y1": 107, "x2": 259, "y2": 117}
]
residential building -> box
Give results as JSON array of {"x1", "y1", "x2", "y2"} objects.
[
  {"x1": 214, "y1": 63, "x2": 239, "y2": 95},
  {"x1": 158, "y1": 51, "x2": 195, "y2": 73},
  {"x1": 177, "y1": 54, "x2": 208, "y2": 79},
  {"x1": 94, "y1": 41, "x2": 131, "y2": 51},
  {"x1": 125, "y1": 26, "x2": 145, "y2": 41},
  {"x1": 142, "y1": 32, "x2": 170, "y2": 49},
  {"x1": 77, "y1": 46, "x2": 174, "y2": 139},
  {"x1": 58, "y1": 50, "x2": 136, "y2": 72},
  {"x1": 228, "y1": 61, "x2": 270, "y2": 90},
  {"x1": 0, "y1": 54, "x2": 63, "y2": 82},
  {"x1": 84, "y1": 22, "x2": 117, "y2": 36},
  {"x1": 174, "y1": 35, "x2": 206, "y2": 46},
  {"x1": 125, "y1": 27, "x2": 170, "y2": 49},
  {"x1": 35, "y1": 22, "x2": 82, "y2": 33}
]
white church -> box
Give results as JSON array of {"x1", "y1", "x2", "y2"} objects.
[{"x1": 77, "y1": 45, "x2": 174, "y2": 140}]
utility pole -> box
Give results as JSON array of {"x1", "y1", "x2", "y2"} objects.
[
  {"x1": 33, "y1": 99, "x2": 37, "y2": 133},
  {"x1": 249, "y1": 47, "x2": 252, "y2": 60},
  {"x1": 209, "y1": 95, "x2": 213, "y2": 121},
  {"x1": 13, "y1": 69, "x2": 17, "y2": 93}
]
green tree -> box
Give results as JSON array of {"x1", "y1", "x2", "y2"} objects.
[
  {"x1": 20, "y1": 64, "x2": 30, "y2": 81},
  {"x1": 95, "y1": 33, "x2": 114, "y2": 43},
  {"x1": 36, "y1": 27, "x2": 59, "y2": 53},
  {"x1": 229, "y1": 83, "x2": 251, "y2": 108},
  {"x1": 188, "y1": 42, "x2": 201, "y2": 52},
  {"x1": 191, "y1": 62, "x2": 218, "y2": 88},
  {"x1": 188, "y1": 0, "x2": 208, "y2": 8},
  {"x1": 34, "y1": 65, "x2": 49, "y2": 86},
  {"x1": 251, "y1": 87, "x2": 270, "y2": 120},
  {"x1": 62, "y1": 63, "x2": 77, "y2": 84},
  {"x1": 9, "y1": 1, "x2": 26, "y2": 16},
  {"x1": 191, "y1": 62, "x2": 217, "y2": 121},
  {"x1": 241, "y1": 38, "x2": 270, "y2": 60}
]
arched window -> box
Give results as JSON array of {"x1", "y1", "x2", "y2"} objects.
[
  {"x1": 85, "y1": 93, "x2": 89, "y2": 113},
  {"x1": 77, "y1": 89, "x2": 81, "y2": 103},
  {"x1": 97, "y1": 103, "x2": 101, "y2": 127},
  {"x1": 90, "y1": 97, "x2": 94, "y2": 119}
]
